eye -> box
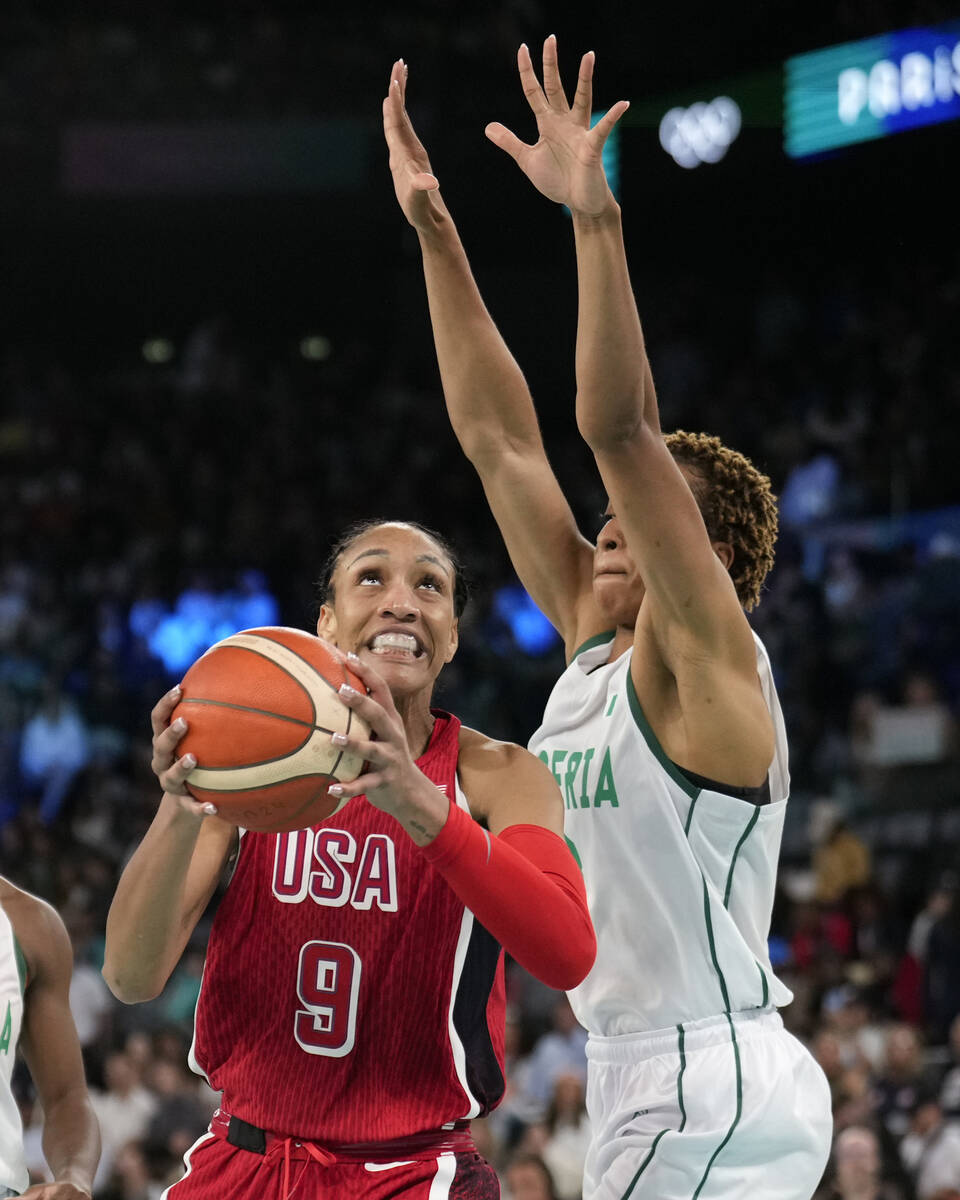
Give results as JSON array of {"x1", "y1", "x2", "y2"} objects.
[
  {"x1": 357, "y1": 569, "x2": 381, "y2": 585},
  {"x1": 418, "y1": 573, "x2": 444, "y2": 593}
]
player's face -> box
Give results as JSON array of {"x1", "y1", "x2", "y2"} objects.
[
  {"x1": 593, "y1": 466, "x2": 720, "y2": 627},
  {"x1": 318, "y1": 524, "x2": 459, "y2": 699},
  {"x1": 593, "y1": 507, "x2": 646, "y2": 627}
]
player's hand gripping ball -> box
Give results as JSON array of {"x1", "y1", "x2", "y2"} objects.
[{"x1": 171, "y1": 627, "x2": 370, "y2": 832}]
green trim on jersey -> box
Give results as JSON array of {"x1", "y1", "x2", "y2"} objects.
[
  {"x1": 565, "y1": 836, "x2": 583, "y2": 869},
  {"x1": 13, "y1": 937, "x2": 26, "y2": 996},
  {"x1": 757, "y1": 962, "x2": 770, "y2": 1007},
  {"x1": 722, "y1": 806, "x2": 761, "y2": 909},
  {"x1": 692, "y1": 1014, "x2": 743, "y2": 1198},
  {"x1": 676, "y1": 1024, "x2": 688, "y2": 1132},
  {"x1": 625, "y1": 670, "x2": 700, "y2": 801},
  {"x1": 571, "y1": 630, "x2": 616, "y2": 661},
  {"x1": 701, "y1": 877, "x2": 731, "y2": 1012}
]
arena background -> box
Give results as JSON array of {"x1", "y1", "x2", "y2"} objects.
[{"x1": 1, "y1": 3, "x2": 959, "y2": 1197}]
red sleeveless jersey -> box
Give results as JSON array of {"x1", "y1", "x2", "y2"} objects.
[{"x1": 190, "y1": 710, "x2": 506, "y2": 1143}]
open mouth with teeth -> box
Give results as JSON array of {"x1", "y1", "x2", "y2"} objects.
[{"x1": 368, "y1": 632, "x2": 424, "y2": 659}]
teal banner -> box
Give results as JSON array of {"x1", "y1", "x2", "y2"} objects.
[{"x1": 785, "y1": 21, "x2": 960, "y2": 158}]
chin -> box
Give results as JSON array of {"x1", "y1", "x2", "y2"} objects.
[
  {"x1": 593, "y1": 579, "x2": 643, "y2": 626},
  {"x1": 365, "y1": 653, "x2": 436, "y2": 691}
]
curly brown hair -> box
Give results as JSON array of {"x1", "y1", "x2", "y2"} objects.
[{"x1": 664, "y1": 430, "x2": 778, "y2": 611}]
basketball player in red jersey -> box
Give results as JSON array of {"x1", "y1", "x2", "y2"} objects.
[{"x1": 104, "y1": 519, "x2": 596, "y2": 1200}]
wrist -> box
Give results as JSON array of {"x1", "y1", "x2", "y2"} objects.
[
  {"x1": 415, "y1": 207, "x2": 458, "y2": 251},
  {"x1": 159, "y1": 793, "x2": 205, "y2": 834},
  {"x1": 571, "y1": 201, "x2": 622, "y2": 231},
  {"x1": 394, "y1": 781, "x2": 451, "y2": 847}
]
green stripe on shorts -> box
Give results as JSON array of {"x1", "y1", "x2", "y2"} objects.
[{"x1": 691, "y1": 1014, "x2": 743, "y2": 1198}]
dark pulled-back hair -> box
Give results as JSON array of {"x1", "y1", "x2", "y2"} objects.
[
  {"x1": 665, "y1": 430, "x2": 779, "y2": 612},
  {"x1": 317, "y1": 518, "x2": 471, "y2": 618}
]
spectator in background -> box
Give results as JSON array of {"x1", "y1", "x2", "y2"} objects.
[
  {"x1": 488, "y1": 1006, "x2": 543, "y2": 1155},
  {"x1": 939, "y1": 1015, "x2": 960, "y2": 1120},
  {"x1": 927, "y1": 882, "x2": 960, "y2": 1044},
  {"x1": 899, "y1": 1086, "x2": 960, "y2": 1200},
  {"x1": 816, "y1": 1124, "x2": 906, "y2": 1200},
  {"x1": 540, "y1": 1073, "x2": 590, "y2": 1200},
  {"x1": 65, "y1": 902, "x2": 115, "y2": 1051},
  {"x1": 875, "y1": 1025, "x2": 942, "y2": 1143},
  {"x1": 522, "y1": 997, "x2": 588, "y2": 1115},
  {"x1": 811, "y1": 800, "x2": 872, "y2": 907},
  {"x1": 90, "y1": 1050, "x2": 158, "y2": 1190},
  {"x1": 503, "y1": 1153, "x2": 559, "y2": 1200},
  {"x1": 142, "y1": 1058, "x2": 210, "y2": 1174},
  {"x1": 19, "y1": 682, "x2": 91, "y2": 823}
]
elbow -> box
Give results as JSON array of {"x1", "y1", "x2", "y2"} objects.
[
  {"x1": 101, "y1": 962, "x2": 163, "y2": 1005},
  {"x1": 536, "y1": 925, "x2": 598, "y2": 992},
  {"x1": 575, "y1": 402, "x2": 647, "y2": 454}
]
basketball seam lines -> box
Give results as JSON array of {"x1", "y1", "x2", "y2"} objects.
[
  {"x1": 232, "y1": 632, "x2": 347, "y2": 700},
  {"x1": 181, "y1": 697, "x2": 334, "y2": 734}
]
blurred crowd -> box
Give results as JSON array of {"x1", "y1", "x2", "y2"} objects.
[{"x1": 2, "y1": 1, "x2": 959, "y2": 130}]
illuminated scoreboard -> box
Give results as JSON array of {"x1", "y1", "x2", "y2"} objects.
[{"x1": 785, "y1": 22, "x2": 960, "y2": 157}]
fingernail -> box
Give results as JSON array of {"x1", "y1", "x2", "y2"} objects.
[
  {"x1": 346, "y1": 652, "x2": 361, "y2": 665},
  {"x1": 173, "y1": 717, "x2": 187, "y2": 732},
  {"x1": 339, "y1": 684, "x2": 359, "y2": 699},
  {"x1": 328, "y1": 784, "x2": 344, "y2": 797},
  {"x1": 331, "y1": 732, "x2": 349, "y2": 747},
  {"x1": 202, "y1": 803, "x2": 218, "y2": 816},
  {"x1": 182, "y1": 753, "x2": 197, "y2": 768},
  {"x1": 169, "y1": 685, "x2": 182, "y2": 699}
]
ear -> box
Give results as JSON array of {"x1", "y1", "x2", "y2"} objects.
[
  {"x1": 317, "y1": 604, "x2": 337, "y2": 644},
  {"x1": 443, "y1": 619, "x2": 460, "y2": 664},
  {"x1": 712, "y1": 541, "x2": 735, "y2": 572}
]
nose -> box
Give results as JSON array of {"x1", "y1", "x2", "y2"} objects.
[
  {"x1": 598, "y1": 519, "x2": 621, "y2": 551},
  {"x1": 379, "y1": 583, "x2": 418, "y2": 620}
]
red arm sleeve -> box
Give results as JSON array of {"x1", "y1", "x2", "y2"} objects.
[{"x1": 419, "y1": 800, "x2": 596, "y2": 990}]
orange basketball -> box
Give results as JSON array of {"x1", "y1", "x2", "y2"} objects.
[{"x1": 170, "y1": 627, "x2": 369, "y2": 833}]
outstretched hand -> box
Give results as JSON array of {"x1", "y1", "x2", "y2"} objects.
[
  {"x1": 485, "y1": 35, "x2": 628, "y2": 217},
  {"x1": 383, "y1": 58, "x2": 448, "y2": 233}
]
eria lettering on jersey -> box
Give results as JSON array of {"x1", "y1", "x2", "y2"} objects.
[
  {"x1": 272, "y1": 828, "x2": 399, "y2": 911},
  {"x1": 538, "y1": 746, "x2": 620, "y2": 809}
]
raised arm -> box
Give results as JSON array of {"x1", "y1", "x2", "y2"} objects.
[
  {"x1": 384, "y1": 60, "x2": 598, "y2": 652},
  {"x1": 103, "y1": 687, "x2": 237, "y2": 1003},
  {"x1": 486, "y1": 40, "x2": 755, "y2": 662}
]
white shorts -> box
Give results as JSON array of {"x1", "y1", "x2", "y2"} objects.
[{"x1": 583, "y1": 1008, "x2": 832, "y2": 1200}]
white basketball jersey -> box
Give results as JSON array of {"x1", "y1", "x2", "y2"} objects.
[
  {"x1": 528, "y1": 631, "x2": 793, "y2": 1037},
  {"x1": 0, "y1": 903, "x2": 28, "y2": 1196}
]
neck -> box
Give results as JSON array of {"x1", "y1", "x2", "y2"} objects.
[
  {"x1": 393, "y1": 692, "x2": 437, "y2": 759},
  {"x1": 608, "y1": 625, "x2": 635, "y2": 660}
]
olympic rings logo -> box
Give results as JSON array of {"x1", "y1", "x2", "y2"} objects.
[{"x1": 658, "y1": 97, "x2": 742, "y2": 168}]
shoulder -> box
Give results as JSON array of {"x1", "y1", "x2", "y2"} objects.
[
  {"x1": 457, "y1": 725, "x2": 535, "y2": 773},
  {"x1": 0, "y1": 878, "x2": 71, "y2": 988},
  {"x1": 456, "y1": 727, "x2": 562, "y2": 833}
]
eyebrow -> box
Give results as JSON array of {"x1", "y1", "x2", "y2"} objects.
[{"x1": 346, "y1": 549, "x2": 451, "y2": 575}]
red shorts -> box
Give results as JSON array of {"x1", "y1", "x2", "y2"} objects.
[{"x1": 161, "y1": 1116, "x2": 500, "y2": 1200}]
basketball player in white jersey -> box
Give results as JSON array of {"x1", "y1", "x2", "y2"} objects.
[
  {"x1": 385, "y1": 42, "x2": 832, "y2": 1200},
  {"x1": 0, "y1": 876, "x2": 99, "y2": 1199}
]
